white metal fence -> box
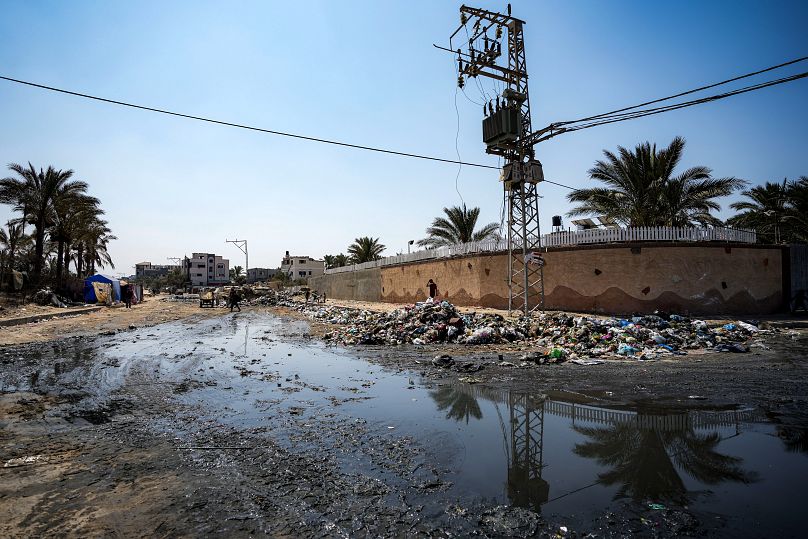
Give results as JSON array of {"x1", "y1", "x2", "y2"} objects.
[
  {"x1": 324, "y1": 226, "x2": 756, "y2": 275},
  {"x1": 542, "y1": 226, "x2": 757, "y2": 247}
]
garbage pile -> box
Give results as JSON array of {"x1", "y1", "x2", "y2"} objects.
[
  {"x1": 285, "y1": 299, "x2": 764, "y2": 359},
  {"x1": 32, "y1": 288, "x2": 69, "y2": 308}
]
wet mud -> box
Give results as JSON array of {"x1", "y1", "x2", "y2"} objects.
[{"x1": 1, "y1": 312, "x2": 807, "y2": 537}]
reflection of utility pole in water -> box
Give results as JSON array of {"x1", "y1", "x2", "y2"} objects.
[
  {"x1": 244, "y1": 320, "x2": 249, "y2": 357},
  {"x1": 504, "y1": 393, "x2": 549, "y2": 510}
]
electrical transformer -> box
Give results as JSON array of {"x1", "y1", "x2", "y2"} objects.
[{"x1": 482, "y1": 107, "x2": 520, "y2": 151}]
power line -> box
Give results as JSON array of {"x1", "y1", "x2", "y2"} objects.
[
  {"x1": 531, "y1": 69, "x2": 808, "y2": 144},
  {"x1": 0, "y1": 75, "x2": 500, "y2": 171},
  {"x1": 563, "y1": 71, "x2": 808, "y2": 132},
  {"x1": 544, "y1": 179, "x2": 576, "y2": 190},
  {"x1": 3, "y1": 58, "x2": 805, "y2": 176},
  {"x1": 557, "y1": 55, "x2": 808, "y2": 126}
]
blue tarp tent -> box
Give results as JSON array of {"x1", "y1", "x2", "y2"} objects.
[{"x1": 83, "y1": 274, "x2": 121, "y2": 303}]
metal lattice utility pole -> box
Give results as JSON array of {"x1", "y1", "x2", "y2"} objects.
[
  {"x1": 442, "y1": 4, "x2": 545, "y2": 316},
  {"x1": 225, "y1": 239, "x2": 248, "y2": 275}
]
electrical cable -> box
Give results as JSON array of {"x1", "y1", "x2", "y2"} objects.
[
  {"x1": 544, "y1": 179, "x2": 576, "y2": 190},
  {"x1": 453, "y1": 84, "x2": 466, "y2": 205},
  {"x1": 556, "y1": 55, "x2": 808, "y2": 126},
  {"x1": 3, "y1": 58, "x2": 805, "y2": 176},
  {"x1": 0, "y1": 74, "x2": 500, "y2": 170},
  {"x1": 556, "y1": 70, "x2": 808, "y2": 134}
]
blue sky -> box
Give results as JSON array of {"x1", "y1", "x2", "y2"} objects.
[{"x1": 1, "y1": 0, "x2": 806, "y2": 276}]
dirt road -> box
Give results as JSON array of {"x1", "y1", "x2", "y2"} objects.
[{"x1": 0, "y1": 296, "x2": 224, "y2": 346}]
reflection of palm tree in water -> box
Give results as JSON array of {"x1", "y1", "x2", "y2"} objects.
[
  {"x1": 776, "y1": 425, "x2": 808, "y2": 454},
  {"x1": 429, "y1": 385, "x2": 483, "y2": 423},
  {"x1": 573, "y1": 419, "x2": 757, "y2": 503}
]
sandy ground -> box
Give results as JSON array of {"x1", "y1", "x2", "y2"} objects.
[{"x1": 0, "y1": 295, "x2": 226, "y2": 346}]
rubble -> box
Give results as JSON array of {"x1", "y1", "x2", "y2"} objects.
[
  {"x1": 274, "y1": 298, "x2": 766, "y2": 361},
  {"x1": 32, "y1": 288, "x2": 68, "y2": 308},
  {"x1": 208, "y1": 286, "x2": 768, "y2": 361}
]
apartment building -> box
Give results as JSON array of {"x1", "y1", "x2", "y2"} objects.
[
  {"x1": 280, "y1": 251, "x2": 324, "y2": 280},
  {"x1": 184, "y1": 253, "x2": 230, "y2": 286},
  {"x1": 246, "y1": 267, "x2": 278, "y2": 284},
  {"x1": 135, "y1": 262, "x2": 179, "y2": 279}
]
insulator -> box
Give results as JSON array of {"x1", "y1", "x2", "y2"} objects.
[
  {"x1": 457, "y1": 75, "x2": 465, "y2": 89},
  {"x1": 460, "y1": 13, "x2": 467, "y2": 25},
  {"x1": 483, "y1": 104, "x2": 487, "y2": 116},
  {"x1": 496, "y1": 25, "x2": 502, "y2": 39},
  {"x1": 458, "y1": 58, "x2": 463, "y2": 72}
]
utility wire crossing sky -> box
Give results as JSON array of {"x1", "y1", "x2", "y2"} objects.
[{"x1": 2, "y1": 55, "x2": 805, "y2": 176}]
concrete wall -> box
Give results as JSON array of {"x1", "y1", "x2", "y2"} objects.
[
  {"x1": 309, "y1": 267, "x2": 381, "y2": 302},
  {"x1": 316, "y1": 244, "x2": 786, "y2": 315},
  {"x1": 540, "y1": 244, "x2": 784, "y2": 315}
]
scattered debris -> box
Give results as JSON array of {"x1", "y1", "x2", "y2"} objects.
[
  {"x1": 32, "y1": 288, "x2": 68, "y2": 308},
  {"x1": 277, "y1": 299, "x2": 764, "y2": 361}
]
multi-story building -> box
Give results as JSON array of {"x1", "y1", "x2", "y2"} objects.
[
  {"x1": 280, "y1": 252, "x2": 325, "y2": 281},
  {"x1": 135, "y1": 262, "x2": 179, "y2": 279},
  {"x1": 246, "y1": 267, "x2": 278, "y2": 284},
  {"x1": 183, "y1": 253, "x2": 230, "y2": 287}
]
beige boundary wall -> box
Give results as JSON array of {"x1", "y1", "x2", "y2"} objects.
[
  {"x1": 309, "y1": 267, "x2": 381, "y2": 303},
  {"x1": 310, "y1": 243, "x2": 786, "y2": 315}
]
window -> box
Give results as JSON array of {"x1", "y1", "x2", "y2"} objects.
[
  {"x1": 298, "y1": 271, "x2": 306, "y2": 276},
  {"x1": 299, "y1": 259, "x2": 306, "y2": 264},
  {"x1": 217, "y1": 264, "x2": 224, "y2": 268},
  {"x1": 196, "y1": 273, "x2": 203, "y2": 277},
  {"x1": 197, "y1": 264, "x2": 205, "y2": 268},
  {"x1": 308, "y1": 271, "x2": 312, "y2": 275}
]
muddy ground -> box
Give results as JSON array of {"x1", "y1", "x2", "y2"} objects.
[{"x1": 1, "y1": 309, "x2": 807, "y2": 537}]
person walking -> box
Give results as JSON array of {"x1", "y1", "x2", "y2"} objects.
[
  {"x1": 427, "y1": 279, "x2": 438, "y2": 300},
  {"x1": 305, "y1": 288, "x2": 311, "y2": 303},
  {"x1": 123, "y1": 284, "x2": 132, "y2": 309},
  {"x1": 229, "y1": 287, "x2": 241, "y2": 312}
]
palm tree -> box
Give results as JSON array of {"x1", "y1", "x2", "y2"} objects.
[
  {"x1": 0, "y1": 222, "x2": 31, "y2": 287},
  {"x1": 230, "y1": 265, "x2": 244, "y2": 280},
  {"x1": 727, "y1": 180, "x2": 791, "y2": 243},
  {"x1": 75, "y1": 218, "x2": 115, "y2": 276},
  {"x1": 333, "y1": 253, "x2": 349, "y2": 267},
  {"x1": 347, "y1": 237, "x2": 385, "y2": 263},
  {"x1": 417, "y1": 204, "x2": 500, "y2": 248},
  {"x1": 785, "y1": 177, "x2": 808, "y2": 242},
  {"x1": 0, "y1": 222, "x2": 30, "y2": 272},
  {"x1": 567, "y1": 137, "x2": 744, "y2": 227},
  {"x1": 50, "y1": 189, "x2": 102, "y2": 287},
  {"x1": 323, "y1": 255, "x2": 336, "y2": 269},
  {"x1": 0, "y1": 163, "x2": 90, "y2": 281}
]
